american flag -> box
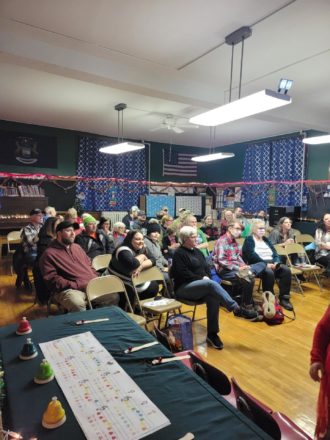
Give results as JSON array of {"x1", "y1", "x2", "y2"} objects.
[{"x1": 162, "y1": 149, "x2": 198, "y2": 177}]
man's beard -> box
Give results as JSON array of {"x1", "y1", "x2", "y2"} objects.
[{"x1": 62, "y1": 237, "x2": 74, "y2": 245}]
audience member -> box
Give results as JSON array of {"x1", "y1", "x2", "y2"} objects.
[
  {"x1": 122, "y1": 205, "x2": 139, "y2": 230},
  {"x1": 162, "y1": 226, "x2": 180, "y2": 259},
  {"x1": 43, "y1": 206, "x2": 56, "y2": 220},
  {"x1": 160, "y1": 215, "x2": 173, "y2": 235},
  {"x1": 112, "y1": 221, "x2": 127, "y2": 247},
  {"x1": 171, "y1": 226, "x2": 241, "y2": 350},
  {"x1": 310, "y1": 305, "x2": 330, "y2": 439},
  {"x1": 182, "y1": 214, "x2": 209, "y2": 257},
  {"x1": 234, "y1": 207, "x2": 248, "y2": 227},
  {"x1": 213, "y1": 222, "x2": 264, "y2": 320},
  {"x1": 37, "y1": 216, "x2": 60, "y2": 259},
  {"x1": 171, "y1": 208, "x2": 188, "y2": 232},
  {"x1": 269, "y1": 216, "x2": 295, "y2": 247},
  {"x1": 75, "y1": 215, "x2": 114, "y2": 259},
  {"x1": 315, "y1": 213, "x2": 330, "y2": 277},
  {"x1": 64, "y1": 207, "x2": 83, "y2": 235},
  {"x1": 242, "y1": 220, "x2": 293, "y2": 311},
  {"x1": 108, "y1": 230, "x2": 158, "y2": 303},
  {"x1": 220, "y1": 210, "x2": 235, "y2": 236},
  {"x1": 98, "y1": 216, "x2": 112, "y2": 237},
  {"x1": 144, "y1": 223, "x2": 173, "y2": 296},
  {"x1": 39, "y1": 221, "x2": 118, "y2": 312},
  {"x1": 200, "y1": 214, "x2": 219, "y2": 241},
  {"x1": 131, "y1": 210, "x2": 148, "y2": 233},
  {"x1": 15, "y1": 208, "x2": 44, "y2": 289}
]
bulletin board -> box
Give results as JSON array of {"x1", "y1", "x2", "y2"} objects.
[
  {"x1": 175, "y1": 195, "x2": 205, "y2": 217},
  {"x1": 144, "y1": 195, "x2": 175, "y2": 217}
]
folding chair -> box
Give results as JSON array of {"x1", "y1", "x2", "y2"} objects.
[
  {"x1": 272, "y1": 412, "x2": 312, "y2": 440},
  {"x1": 295, "y1": 234, "x2": 314, "y2": 245},
  {"x1": 236, "y1": 237, "x2": 245, "y2": 247},
  {"x1": 274, "y1": 244, "x2": 304, "y2": 294},
  {"x1": 92, "y1": 254, "x2": 112, "y2": 273},
  {"x1": 208, "y1": 240, "x2": 217, "y2": 252},
  {"x1": 86, "y1": 275, "x2": 146, "y2": 327},
  {"x1": 131, "y1": 266, "x2": 182, "y2": 327},
  {"x1": 231, "y1": 377, "x2": 281, "y2": 440},
  {"x1": 285, "y1": 243, "x2": 323, "y2": 290}
]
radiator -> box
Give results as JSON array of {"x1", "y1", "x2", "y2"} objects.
[{"x1": 101, "y1": 211, "x2": 127, "y2": 225}]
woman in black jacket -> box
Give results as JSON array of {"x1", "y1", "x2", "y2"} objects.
[
  {"x1": 108, "y1": 230, "x2": 158, "y2": 303},
  {"x1": 242, "y1": 220, "x2": 293, "y2": 311}
]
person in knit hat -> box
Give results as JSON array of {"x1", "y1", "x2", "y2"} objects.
[
  {"x1": 144, "y1": 222, "x2": 174, "y2": 296},
  {"x1": 75, "y1": 215, "x2": 115, "y2": 260}
]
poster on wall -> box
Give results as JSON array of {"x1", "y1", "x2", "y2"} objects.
[
  {"x1": 175, "y1": 195, "x2": 204, "y2": 217},
  {"x1": 0, "y1": 130, "x2": 58, "y2": 168}
]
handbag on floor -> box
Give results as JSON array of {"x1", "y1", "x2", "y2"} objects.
[{"x1": 154, "y1": 315, "x2": 193, "y2": 352}]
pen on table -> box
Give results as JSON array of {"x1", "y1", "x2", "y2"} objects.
[
  {"x1": 75, "y1": 318, "x2": 109, "y2": 325},
  {"x1": 124, "y1": 341, "x2": 159, "y2": 354}
]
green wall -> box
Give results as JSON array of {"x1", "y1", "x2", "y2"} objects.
[{"x1": 0, "y1": 120, "x2": 328, "y2": 184}]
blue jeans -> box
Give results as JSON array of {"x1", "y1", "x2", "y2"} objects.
[{"x1": 176, "y1": 278, "x2": 238, "y2": 335}]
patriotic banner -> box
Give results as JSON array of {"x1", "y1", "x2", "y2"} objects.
[{"x1": 162, "y1": 149, "x2": 197, "y2": 177}]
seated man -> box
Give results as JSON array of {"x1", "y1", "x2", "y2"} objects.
[
  {"x1": 39, "y1": 221, "x2": 118, "y2": 312},
  {"x1": 213, "y1": 221, "x2": 265, "y2": 318},
  {"x1": 15, "y1": 208, "x2": 44, "y2": 289},
  {"x1": 75, "y1": 215, "x2": 115, "y2": 259},
  {"x1": 122, "y1": 205, "x2": 139, "y2": 230}
]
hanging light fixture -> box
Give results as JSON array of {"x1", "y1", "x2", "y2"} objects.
[
  {"x1": 189, "y1": 27, "x2": 292, "y2": 127},
  {"x1": 302, "y1": 134, "x2": 330, "y2": 145},
  {"x1": 192, "y1": 152, "x2": 235, "y2": 162},
  {"x1": 191, "y1": 127, "x2": 235, "y2": 162},
  {"x1": 99, "y1": 103, "x2": 145, "y2": 154}
]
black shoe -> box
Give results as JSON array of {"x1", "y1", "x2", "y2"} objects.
[
  {"x1": 280, "y1": 299, "x2": 294, "y2": 311},
  {"x1": 23, "y1": 280, "x2": 33, "y2": 291},
  {"x1": 206, "y1": 333, "x2": 224, "y2": 350},
  {"x1": 234, "y1": 306, "x2": 259, "y2": 321}
]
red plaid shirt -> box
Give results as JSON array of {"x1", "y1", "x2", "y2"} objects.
[{"x1": 212, "y1": 233, "x2": 245, "y2": 271}]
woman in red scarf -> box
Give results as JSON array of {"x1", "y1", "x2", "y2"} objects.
[{"x1": 310, "y1": 306, "x2": 330, "y2": 439}]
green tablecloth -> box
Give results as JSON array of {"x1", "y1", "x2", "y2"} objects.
[{"x1": 0, "y1": 307, "x2": 270, "y2": 439}]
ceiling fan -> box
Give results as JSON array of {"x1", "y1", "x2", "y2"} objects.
[{"x1": 149, "y1": 115, "x2": 198, "y2": 134}]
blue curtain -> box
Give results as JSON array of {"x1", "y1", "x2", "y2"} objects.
[
  {"x1": 271, "y1": 136, "x2": 306, "y2": 207},
  {"x1": 242, "y1": 142, "x2": 271, "y2": 213},
  {"x1": 242, "y1": 135, "x2": 307, "y2": 213},
  {"x1": 76, "y1": 136, "x2": 147, "y2": 211}
]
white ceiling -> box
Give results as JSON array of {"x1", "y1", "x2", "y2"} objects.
[{"x1": 0, "y1": 0, "x2": 330, "y2": 148}]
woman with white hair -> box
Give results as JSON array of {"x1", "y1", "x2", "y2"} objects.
[{"x1": 171, "y1": 226, "x2": 240, "y2": 350}]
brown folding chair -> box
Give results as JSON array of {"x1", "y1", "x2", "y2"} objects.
[
  {"x1": 285, "y1": 243, "x2": 322, "y2": 290},
  {"x1": 274, "y1": 244, "x2": 304, "y2": 294},
  {"x1": 295, "y1": 234, "x2": 314, "y2": 245},
  {"x1": 92, "y1": 254, "x2": 112, "y2": 273},
  {"x1": 132, "y1": 267, "x2": 182, "y2": 327},
  {"x1": 86, "y1": 275, "x2": 146, "y2": 327}
]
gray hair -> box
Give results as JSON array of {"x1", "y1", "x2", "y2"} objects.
[
  {"x1": 113, "y1": 221, "x2": 126, "y2": 231},
  {"x1": 179, "y1": 226, "x2": 197, "y2": 243},
  {"x1": 251, "y1": 220, "x2": 266, "y2": 235}
]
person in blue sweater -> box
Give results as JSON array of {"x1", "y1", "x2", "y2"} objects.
[{"x1": 242, "y1": 220, "x2": 293, "y2": 311}]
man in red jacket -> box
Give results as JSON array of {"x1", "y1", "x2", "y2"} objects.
[{"x1": 40, "y1": 221, "x2": 118, "y2": 312}]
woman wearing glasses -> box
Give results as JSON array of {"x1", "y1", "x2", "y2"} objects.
[{"x1": 242, "y1": 220, "x2": 293, "y2": 311}]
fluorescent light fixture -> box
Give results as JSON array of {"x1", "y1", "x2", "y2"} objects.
[
  {"x1": 278, "y1": 78, "x2": 293, "y2": 94},
  {"x1": 192, "y1": 152, "x2": 235, "y2": 162},
  {"x1": 99, "y1": 141, "x2": 145, "y2": 155},
  {"x1": 189, "y1": 89, "x2": 291, "y2": 127},
  {"x1": 302, "y1": 135, "x2": 330, "y2": 145}
]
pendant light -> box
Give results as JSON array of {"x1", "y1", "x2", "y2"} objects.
[{"x1": 99, "y1": 103, "x2": 145, "y2": 154}]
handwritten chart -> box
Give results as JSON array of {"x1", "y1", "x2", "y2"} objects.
[{"x1": 40, "y1": 332, "x2": 170, "y2": 440}]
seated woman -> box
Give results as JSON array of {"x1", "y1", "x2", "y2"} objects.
[
  {"x1": 160, "y1": 215, "x2": 173, "y2": 235},
  {"x1": 269, "y1": 216, "x2": 295, "y2": 247},
  {"x1": 315, "y1": 213, "x2": 330, "y2": 277},
  {"x1": 98, "y1": 216, "x2": 112, "y2": 237},
  {"x1": 111, "y1": 221, "x2": 127, "y2": 247},
  {"x1": 171, "y1": 226, "x2": 241, "y2": 350},
  {"x1": 108, "y1": 230, "x2": 158, "y2": 305},
  {"x1": 162, "y1": 226, "x2": 180, "y2": 260},
  {"x1": 242, "y1": 220, "x2": 293, "y2": 311},
  {"x1": 144, "y1": 223, "x2": 173, "y2": 296},
  {"x1": 200, "y1": 215, "x2": 219, "y2": 241},
  {"x1": 37, "y1": 216, "x2": 61, "y2": 259},
  {"x1": 220, "y1": 210, "x2": 235, "y2": 236}
]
